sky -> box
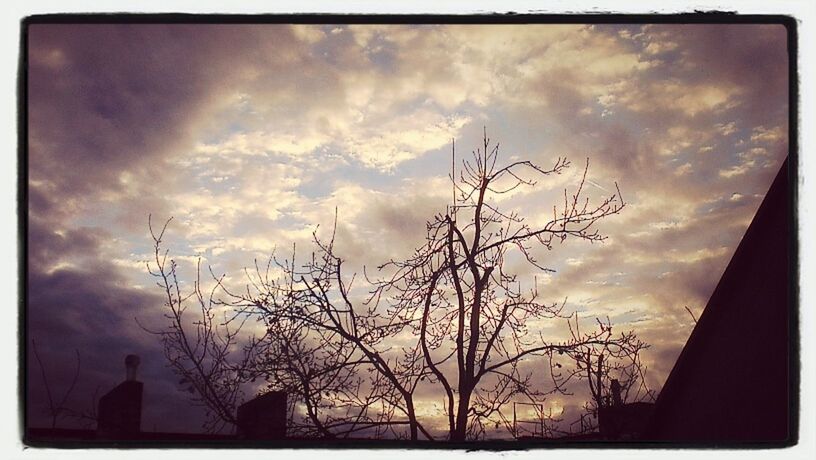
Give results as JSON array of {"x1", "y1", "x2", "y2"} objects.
[{"x1": 26, "y1": 23, "x2": 789, "y2": 435}]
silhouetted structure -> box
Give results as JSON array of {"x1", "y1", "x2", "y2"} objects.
[
  {"x1": 591, "y1": 378, "x2": 654, "y2": 440},
  {"x1": 125, "y1": 354, "x2": 140, "y2": 381},
  {"x1": 96, "y1": 381, "x2": 143, "y2": 436},
  {"x1": 643, "y1": 158, "x2": 791, "y2": 443},
  {"x1": 96, "y1": 355, "x2": 143, "y2": 438},
  {"x1": 598, "y1": 401, "x2": 654, "y2": 440},
  {"x1": 27, "y1": 357, "x2": 292, "y2": 445},
  {"x1": 237, "y1": 391, "x2": 287, "y2": 440}
]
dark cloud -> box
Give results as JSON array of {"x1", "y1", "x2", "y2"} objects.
[
  {"x1": 25, "y1": 25, "x2": 301, "y2": 432},
  {"x1": 27, "y1": 217, "x2": 102, "y2": 269},
  {"x1": 25, "y1": 254, "x2": 207, "y2": 431},
  {"x1": 665, "y1": 24, "x2": 789, "y2": 124},
  {"x1": 28, "y1": 25, "x2": 299, "y2": 199}
]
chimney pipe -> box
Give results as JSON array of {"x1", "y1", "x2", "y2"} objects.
[
  {"x1": 125, "y1": 354, "x2": 140, "y2": 382},
  {"x1": 611, "y1": 379, "x2": 623, "y2": 406}
]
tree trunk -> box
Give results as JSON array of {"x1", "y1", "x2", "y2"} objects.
[
  {"x1": 451, "y1": 386, "x2": 472, "y2": 441},
  {"x1": 406, "y1": 396, "x2": 419, "y2": 440}
]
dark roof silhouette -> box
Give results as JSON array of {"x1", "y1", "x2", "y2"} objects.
[{"x1": 644, "y1": 157, "x2": 792, "y2": 443}]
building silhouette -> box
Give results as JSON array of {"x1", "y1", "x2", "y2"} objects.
[{"x1": 643, "y1": 157, "x2": 792, "y2": 443}]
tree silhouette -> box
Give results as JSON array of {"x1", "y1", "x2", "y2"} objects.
[
  {"x1": 551, "y1": 314, "x2": 654, "y2": 433},
  {"x1": 147, "y1": 129, "x2": 642, "y2": 441},
  {"x1": 367, "y1": 130, "x2": 628, "y2": 441},
  {"x1": 31, "y1": 340, "x2": 99, "y2": 429},
  {"x1": 144, "y1": 225, "x2": 251, "y2": 434}
]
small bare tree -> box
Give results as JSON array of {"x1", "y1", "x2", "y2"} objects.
[
  {"x1": 547, "y1": 313, "x2": 653, "y2": 433},
  {"x1": 148, "y1": 129, "x2": 642, "y2": 441},
  {"x1": 31, "y1": 340, "x2": 82, "y2": 429},
  {"x1": 142, "y1": 219, "x2": 254, "y2": 433},
  {"x1": 145, "y1": 218, "x2": 417, "y2": 438}
]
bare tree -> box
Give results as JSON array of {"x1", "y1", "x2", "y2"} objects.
[
  {"x1": 549, "y1": 314, "x2": 654, "y2": 433},
  {"x1": 236, "y1": 245, "x2": 411, "y2": 439},
  {"x1": 225, "y1": 229, "x2": 437, "y2": 440},
  {"x1": 144, "y1": 218, "x2": 412, "y2": 438},
  {"x1": 363, "y1": 129, "x2": 629, "y2": 440},
  {"x1": 31, "y1": 340, "x2": 82, "y2": 429},
  {"x1": 142, "y1": 218, "x2": 255, "y2": 433},
  {"x1": 148, "y1": 129, "x2": 640, "y2": 441}
]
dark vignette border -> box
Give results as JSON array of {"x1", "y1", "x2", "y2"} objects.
[{"x1": 17, "y1": 11, "x2": 800, "y2": 451}]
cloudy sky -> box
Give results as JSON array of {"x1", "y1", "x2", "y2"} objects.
[{"x1": 26, "y1": 23, "x2": 789, "y2": 434}]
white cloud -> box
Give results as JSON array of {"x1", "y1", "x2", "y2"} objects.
[
  {"x1": 715, "y1": 121, "x2": 738, "y2": 136},
  {"x1": 750, "y1": 125, "x2": 786, "y2": 144},
  {"x1": 719, "y1": 160, "x2": 756, "y2": 178},
  {"x1": 674, "y1": 162, "x2": 693, "y2": 176}
]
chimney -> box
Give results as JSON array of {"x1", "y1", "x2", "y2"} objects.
[
  {"x1": 125, "y1": 354, "x2": 140, "y2": 381},
  {"x1": 96, "y1": 355, "x2": 143, "y2": 438},
  {"x1": 611, "y1": 379, "x2": 623, "y2": 406}
]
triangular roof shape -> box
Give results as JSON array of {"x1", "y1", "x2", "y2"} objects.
[{"x1": 644, "y1": 158, "x2": 793, "y2": 443}]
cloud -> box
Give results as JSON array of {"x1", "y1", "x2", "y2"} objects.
[
  {"x1": 26, "y1": 23, "x2": 789, "y2": 434},
  {"x1": 26, "y1": 228, "x2": 204, "y2": 430},
  {"x1": 26, "y1": 24, "x2": 304, "y2": 431}
]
